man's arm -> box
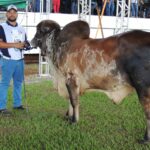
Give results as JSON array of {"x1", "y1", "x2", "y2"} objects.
[
  {"x1": 0, "y1": 40, "x2": 25, "y2": 49},
  {"x1": 0, "y1": 25, "x2": 25, "y2": 49}
]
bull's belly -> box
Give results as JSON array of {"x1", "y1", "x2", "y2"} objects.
[
  {"x1": 80, "y1": 75, "x2": 134, "y2": 104},
  {"x1": 52, "y1": 67, "x2": 134, "y2": 104},
  {"x1": 86, "y1": 85, "x2": 134, "y2": 104}
]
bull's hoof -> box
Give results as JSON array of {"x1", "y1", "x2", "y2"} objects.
[
  {"x1": 64, "y1": 115, "x2": 77, "y2": 124},
  {"x1": 65, "y1": 111, "x2": 77, "y2": 123},
  {"x1": 138, "y1": 139, "x2": 150, "y2": 144},
  {"x1": 138, "y1": 131, "x2": 150, "y2": 144},
  {"x1": 70, "y1": 116, "x2": 77, "y2": 123},
  {"x1": 66, "y1": 116, "x2": 76, "y2": 124}
]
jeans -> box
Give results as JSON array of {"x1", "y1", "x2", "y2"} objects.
[
  {"x1": 109, "y1": 1, "x2": 115, "y2": 16},
  {"x1": 131, "y1": 3, "x2": 138, "y2": 17},
  {"x1": 0, "y1": 58, "x2": 24, "y2": 109},
  {"x1": 71, "y1": 2, "x2": 77, "y2": 14},
  {"x1": 105, "y1": 2, "x2": 110, "y2": 15},
  {"x1": 105, "y1": 1, "x2": 115, "y2": 16},
  {"x1": 53, "y1": 0, "x2": 60, "y2": 13}
]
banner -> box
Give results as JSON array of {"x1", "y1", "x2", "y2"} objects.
[{"x1": 0, "y1": 0, "x2": 26, "y2": 9}]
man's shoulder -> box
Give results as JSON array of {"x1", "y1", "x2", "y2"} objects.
[
  {"x1": 0, "y1": 22, "x2": 8, "y2": 29},
  {"x1": 0, "y1": 23, "x2": 4, "y2": 30},
  {"x1": 0, "y1": 23, "x2": 5, "y2": 38}
]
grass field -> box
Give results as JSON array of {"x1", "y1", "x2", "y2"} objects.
[{"x1": 0, "y1": 80, "x2": 150, "y2": 150}]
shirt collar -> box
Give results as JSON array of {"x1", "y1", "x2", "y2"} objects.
[{"x1": 6, "y1": 21, "x2": 18, "y2": 27}]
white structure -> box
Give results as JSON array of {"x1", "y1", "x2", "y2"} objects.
[
  {"x1": 78, "y1": 0, "x2": 91, "y2": 24},
  {"x1": 39, "y1": 0, "x2": 51, "y2": 77},
  {"x1": 39, "y1": 54, "x2": 50, "y2": 77},
  {"x1": 114, "y1": 0, "x2": 131, "y2": 34}
]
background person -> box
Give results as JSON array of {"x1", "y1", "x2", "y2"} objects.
[
  {"x1": 131, "y1": 0, "x2": 139, "y2": 17},
  {"x1": 52, "y1": 0, "x2": 60, "y2": 13},
  {"x1": 71, "y1": 0, "x2": 78, "y2": 14},
  {"x1": 0, "y1": 4, "x2": 30, "y2": 115}
]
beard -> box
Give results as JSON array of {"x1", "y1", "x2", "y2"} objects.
[{"x1": 7, "y1": 17, "x2": 17, "y2": 22}]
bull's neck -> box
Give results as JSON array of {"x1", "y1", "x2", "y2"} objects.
[{"x1": 47, "y1": 30, "x2": 59, "y2": 67}]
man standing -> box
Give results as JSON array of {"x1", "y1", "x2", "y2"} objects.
[
  {"x1": 0, "y1": 5, "x2": 28, "y2": 115},
  {"x1": 71, "y1": 0, "x2": 77, "y2": 14},
  {"x1": 131, "y1": 0, "x2": 139, "y2": 17},
  {"x1": 52, "y1": 0, "x2": 60, "y2": 13}
]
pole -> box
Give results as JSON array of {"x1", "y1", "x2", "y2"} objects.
[{"x1": 95, "y1": 0, "x2": 107, "y2": 38}]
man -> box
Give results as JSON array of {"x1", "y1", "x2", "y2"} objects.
[
  {"x1": 131, "y1": 0, "x2": 139, "y2": 17},
  {"x1": 52, "y1": 0, "x2": 60, "y2": 13},
  {"x1": 71, "y1": 0, "x2": 77, "y2": 14},
  {"x1": 0, "y1": 4, "x2": 29, "y2": 115}
]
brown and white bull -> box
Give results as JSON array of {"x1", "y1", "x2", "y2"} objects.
[{"x1": 31, "y1": 20, "x2": 150, "y2": 143}]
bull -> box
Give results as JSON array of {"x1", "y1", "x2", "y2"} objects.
[{"x1": 31, "y1": 20, "x2": 150, "y2": 144}]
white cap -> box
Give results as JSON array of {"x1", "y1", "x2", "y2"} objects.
[{"x1": 7, "y1": 4, "x2": 17, "y2": 12}]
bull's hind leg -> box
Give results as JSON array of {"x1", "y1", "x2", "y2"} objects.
[
  {"x1": 139, "y1": 93, "x2": 150, "y2": 144},
  {"x1": 66, "y1": 73, "x2": 80, "y2": 123},
  {"x1": 122, "y1": 56, "x2": 150, "y2": 143}
]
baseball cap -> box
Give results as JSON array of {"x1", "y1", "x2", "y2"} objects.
[{"x1": 7, "y1": 4, "x2": 18, "y2": 12}]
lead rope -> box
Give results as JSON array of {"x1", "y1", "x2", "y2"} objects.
[
  {"x1": 20, "y1": 42, "x2": 36, "y2": 113},
  {"x1": 21, "y1": 50, "x2": 29, "y2": 113}
]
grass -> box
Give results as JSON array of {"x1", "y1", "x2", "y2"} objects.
[{"x1": 0, "y1": 80, "x2": 150, "y2": 150}]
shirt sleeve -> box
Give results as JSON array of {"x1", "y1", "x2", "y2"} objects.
[{"x1": 0, "y1": 25, "x2": 5, "y2": 41}]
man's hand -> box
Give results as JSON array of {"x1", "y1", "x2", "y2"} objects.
[{"x1": 13, "y1": 42, "x2": 25, "y2": 49}]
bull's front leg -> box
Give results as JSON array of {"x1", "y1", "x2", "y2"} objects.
[
  {"x1": 66, "y1": 73, "x2": 80, "y2": 123},
  {"x1": 65, "y1": 101, "x2": 73, "y2": 120}
]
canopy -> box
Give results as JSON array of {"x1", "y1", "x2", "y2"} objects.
[{"x1": 0, "y1": 0, "x2": 26, "y2": 9}]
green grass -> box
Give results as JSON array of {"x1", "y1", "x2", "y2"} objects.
[{"x1": 0, "y1": 80, "x2": 150, "y2": 150}]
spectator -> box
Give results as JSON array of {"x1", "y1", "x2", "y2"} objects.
[
  {"x1": 28, "y1": 1, "x2": 33, "y2": 12},
  {"x1": 109, "y1": 0, "x2": 115, "y2": 16},
  {"x1": 64, "y1": 0, "x2": 71, "y2": 13},
  {"x1": 139, "y1": 0, "x2": 145, "y2": 17},
  {"x1": 35, "y1": 0, "x2": 40, "y2": 12},
  {"x1": 105, "y1": 0, "x2": 115, "y2": 16},
  {"x1": 71, "y1": 0, "x2": 78, "y2": 14},
  {"x1": 60, "y1": 0, "x2": 66, "y2": 13},
  {"x1": 52, "y1": 0, "x2": 60, "y2": 13},
  {"x1": 131, "y1": 0, "x2": 139, "y2": 17},
  {"x1": 144, "y1": 0, "x2": 150, "y2": 17},
  {"x1": 96, "y1": 0, "x2": 103, "y2": 12},
  {"x1": 91, "y1": 0, "x2": 97, "y2": 15}
]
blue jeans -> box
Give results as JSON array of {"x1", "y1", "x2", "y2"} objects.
[
  {"x1": 0, "y1": 58, "x2": 24, "y2": 109},
  {"x1": 105, "y1": 2, "x2": 110, "y2": 15},
  {"x1": 131, "y1": 3, "x2": 138, "y2": 17},
  {"x1": 109, "y1": 1, "x2": 115, "y2": 16},
  {"x1": 105, "y1": 1, "x2": 115, "y2": 16},
  {"x1": 71, "y1": 2, "x2": 77, "y2": 14}
]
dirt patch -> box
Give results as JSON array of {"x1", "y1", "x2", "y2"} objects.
[{"x1": 24, "y1": 63, "x2": 39, "y2": 76}]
